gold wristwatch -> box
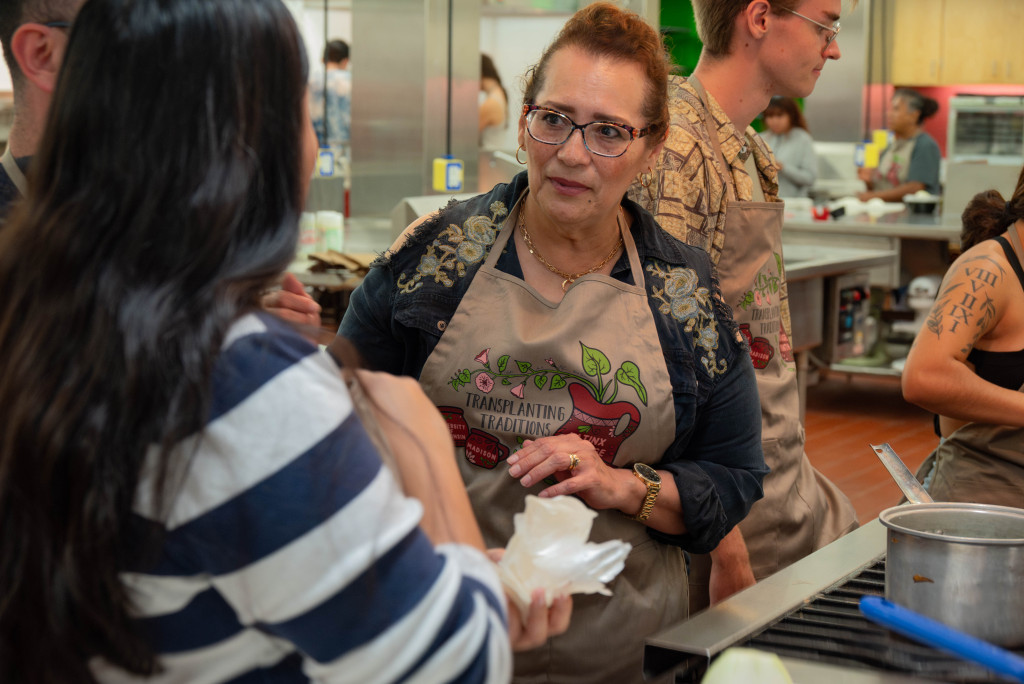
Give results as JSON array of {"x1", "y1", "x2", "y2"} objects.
[{"x1": 630, "y1": 463, "x2": 661, "y2": 522}]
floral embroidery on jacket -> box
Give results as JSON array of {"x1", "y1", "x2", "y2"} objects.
[
  {"x1": 396, "y1": 201, "x2": 508, "y2": 294},
  {"x1": 646, "y1": 262, "x2": 728, "y2": 377}
]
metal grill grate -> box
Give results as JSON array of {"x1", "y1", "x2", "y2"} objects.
[{"x1": 739, "y1": 561, "x2": 1023, "y2": 683}]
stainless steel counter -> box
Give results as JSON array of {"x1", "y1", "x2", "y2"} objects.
[
  {"x1": 783, "y1": 210, "x2": 959, "y2": 288},
  {"x1": 781, "y1": 243, "x2": 896, "y2": 420},
  {"x1": 784, "y1": 243, "x2": 897, "y2": 283},
  {"x1": 784, "y1": 210, "x2": 961, "y2": 242}
]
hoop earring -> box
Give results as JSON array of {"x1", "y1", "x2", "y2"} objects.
[
  {"x1": 639, "y1": 167, "x2": 653, "y2": 188},
  {"x1": 515, "y1": 145, "x2": 527, "y2": 165}
]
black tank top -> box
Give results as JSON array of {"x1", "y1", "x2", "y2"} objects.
[{"x1": 966, "y1": 235, "x2": 1024, "y2": 390}]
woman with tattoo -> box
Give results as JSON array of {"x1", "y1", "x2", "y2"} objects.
[{"x1": 901, "y1": 166, "x2": 1024, "y2": 506}]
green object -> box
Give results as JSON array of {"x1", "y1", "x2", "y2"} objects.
[{"x1": 660, "y1": 3, "x2": 700, "y2": 76}]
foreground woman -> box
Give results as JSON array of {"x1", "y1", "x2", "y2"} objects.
[
  {"x1": 337, "y1": 4, "x2": 766, "y2": 682},
  {"x1": 902, "y1": 166, "x2": 1024, "y2": 506},
  {"x1": 0, "y1": 0, "x2": 568, "y2": 681}
]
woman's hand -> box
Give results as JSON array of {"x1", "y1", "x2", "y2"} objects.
[
  {"x1": 487, "y1": 549, "x2": 572, "y2": 652},
  {"x1": 263, "y1": 273, "x2": 322, "y2": 328},
  {"x1": 507, "y1": 589, "x2": 573, "y2": 652},
  {"x1": 506, "y1": 434, "x2": 638, "y2": 511}
]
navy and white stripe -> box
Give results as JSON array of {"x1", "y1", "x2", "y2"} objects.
[{"x1": 93, "y1": 313, "x2": 510, "y2": 683}]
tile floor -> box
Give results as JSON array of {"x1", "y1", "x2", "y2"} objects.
[{"x1": 803, "y1": 372, "x2": 936, "y2": 523}]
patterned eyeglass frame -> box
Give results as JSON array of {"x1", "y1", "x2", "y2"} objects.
[{"x1": 522, "y1": 104, "x2": 651, "y2": 158}]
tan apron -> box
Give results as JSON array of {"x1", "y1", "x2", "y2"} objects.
[
  {"x1": 928, "y1": 395, "x2": 1024, "y2": 507},
  {"x1": 926, "y1": 228, "x2": 1024, "y2": 507},
  {"x1": 876, "y1": 135, "x2": 917, "y2": 191},
  {"x1": 418, "y1": 199, "x2": 682, "y2": 684},
  {"x1": 0, "y1": 147, "x2": 28, "y2": 197},
  {"x1": 686, "y1": 79, "x2": 858, "y2": 611}
]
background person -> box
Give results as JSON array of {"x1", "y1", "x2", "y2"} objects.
[
  {"x1": 0, "y1": 0, "x2": 86, "y2": 216},
  {"x1": 480, "y1": 53, "x2": 509, "y2": 150},
  {"x1": 901, "y1": 167, "x2": 1024, "y2": 507},
  {"x1": 761, "y1": 95, "x2": 817, "y2": 198},
  {"x1": 336, "y1": 4, "x2": 766, "y2": 682},
  {"x1": 629, "y1": 0, "x2": 859, "y2": 612},
  {"x1": 858, "y1": 88, "x2": 940, "y2": 202},
  {"x1": 0, "y1": 0, "x2": 320, "y2": 324},
  {"x1": 310, "y1": 38, "x2": 351, "y2": 154},
  {"x1": 0, "y1": 1, "x2": 567, "y2": 681}
]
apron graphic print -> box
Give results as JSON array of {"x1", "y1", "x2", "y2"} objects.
[
  {"x1": 733, "y1": 251, "x2": 794, "y2": 369},
  {"x1": 441, "y1": 341, "x2": 647, "y2": 467}
]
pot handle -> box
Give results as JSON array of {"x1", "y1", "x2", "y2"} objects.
[
  {"x1": 860, "y1": 596, "x2": 1024, "y2": 683},
  {"x1": 870, "y1": 443, "x2": 934, "y2": 504}
]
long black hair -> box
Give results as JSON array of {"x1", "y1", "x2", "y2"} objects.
[{"x1": 0, "y1": 0, "x2": 309, "y2": 680}]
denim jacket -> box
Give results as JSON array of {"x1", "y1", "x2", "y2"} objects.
[{"x1": 338, "y1": 172, "x2": 766, "y2": 552}]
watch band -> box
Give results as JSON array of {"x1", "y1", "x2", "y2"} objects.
[{"x1": 630, "y1": 467, "x2": 661, "y2": 522}]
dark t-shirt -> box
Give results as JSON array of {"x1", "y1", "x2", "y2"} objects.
[
  {"x1": 0, "y1": 164, "x2": 21, "y2": 217},
  {"x1": 0, "y1": 154, "x2": 29, "y2": 220}
]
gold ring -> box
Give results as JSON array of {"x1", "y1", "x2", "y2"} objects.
[{"x1": 568, "y1": 453, "x2": 580, "y2": 471}]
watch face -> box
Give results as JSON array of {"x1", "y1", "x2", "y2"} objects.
[{"x1": 634, "y1": 463, "x2": 661, "y2": 484}]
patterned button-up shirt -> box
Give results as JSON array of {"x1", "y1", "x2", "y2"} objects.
[{"x1": 629, "y1": 75, "x2": 781, "y2": 268}]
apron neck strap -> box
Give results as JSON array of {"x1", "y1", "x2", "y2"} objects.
[{"x1": 688, "y1": 76, "x2": 738, "y2": 203}]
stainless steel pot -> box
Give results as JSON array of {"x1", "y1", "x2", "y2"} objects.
[{"x1": 879, "y1": 502, "x2": 1024, "y2": 647}]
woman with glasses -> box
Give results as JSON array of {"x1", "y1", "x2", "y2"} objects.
[
  {"x1": 858, "y1": 88, "x2": 941, "y2": 202},
  {"x1": 336, "y1": 3, "x2": 765, "y2": 682}
]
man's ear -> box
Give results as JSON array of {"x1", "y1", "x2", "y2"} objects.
[
  {"x1": 10, "y1": 23, "x2": 66, "y2": 93},
  {"x1": 742, "y1": 0, "x2": 772, "y2": 41}
]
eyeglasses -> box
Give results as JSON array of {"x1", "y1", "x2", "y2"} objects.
[
  {"x1": 782, "y1": 8, "x2": 840, "y2": 54},
  {"x1": 522, "y1": 104, "x2": 651, "y2": 158},
  {"x1": 41, "y1": 20, "x2": 71, "y2": 29}
]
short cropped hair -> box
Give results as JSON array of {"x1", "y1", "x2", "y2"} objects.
[
  {"x1": 322, "y1": 39, "x2": 348, "y2": 65},
  {"x1": 692, "y1": 0, "x2": 856, "y2": 58}
]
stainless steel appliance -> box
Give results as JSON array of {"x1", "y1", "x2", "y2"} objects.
[
  {"x1": 947, "y1": 95, "x2": 1024, "y2": 164},
  {"x1": 644, "y1": 519, "x2": 1024, "y2": 683},
  {"x1": 822, "y1": 271, "x2": 871, "y2": 363}
]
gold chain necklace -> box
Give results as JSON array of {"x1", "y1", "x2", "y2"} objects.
[{"x1": 518, "y1": 208, "x2": 624, "y2": 293}]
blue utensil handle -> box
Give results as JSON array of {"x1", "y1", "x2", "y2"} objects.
[{"x1": 859, "y1": 596, "x2": 1024, "y2": 683}]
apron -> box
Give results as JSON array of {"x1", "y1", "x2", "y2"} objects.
[
  {"x1": 418, "y1": 198, "x2": 682, "y2": 684},
  {"x1": 926, "y1": 228, "x2": 1024, "y2": 507},
  {"x1": 686, "y1": 78, "x2": 858, "y2": 611},
  {"x1": 927, "y1": 390, "x2": 1024, "y2": 507},
  {"x1": 875, "y1": 135, "x2": 917, "y2": 191},
  {"x1": 0, "y1": 147, "x2": 28, "y2": 196}
]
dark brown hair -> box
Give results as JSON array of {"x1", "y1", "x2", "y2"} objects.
[
  {"x1": 961, "y1": 165, "x2": 1024, "y2": 250},
  {"x1": 522, "y1": 2, "x2": 671, "y2": 145},
  {"x1": 893, "y1": 88, "x2": 939, "y2": 125},
  {"x1": 763, "y1": 96, "x2": 808, "y2": 132}
]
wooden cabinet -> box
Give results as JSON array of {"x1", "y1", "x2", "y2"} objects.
[
  {"x1": 890, "y1": 0, "x2": 1024, "y2": 85},
  {"x1": 890, "y1": 0, "x2": 944, "y2": 85}
]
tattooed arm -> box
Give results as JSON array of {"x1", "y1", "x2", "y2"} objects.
[{"x1": 902, "y1": 241, "x2": 1024, "y2": 429}]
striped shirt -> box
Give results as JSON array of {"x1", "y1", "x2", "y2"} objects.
[{"x1": 93, "y1": 313, "x2": 510, "y2": 683}]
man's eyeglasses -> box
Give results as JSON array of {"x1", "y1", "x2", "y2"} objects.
[
  {"x1": 782, "y1": 8, "x2": 840, "y2": 54},
  {"x1": 41, "y1": 20, "x2": 71, "y2": 29},
  {"x1": 522, "y1": 104, "x2": 651, "y2": 158}
]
